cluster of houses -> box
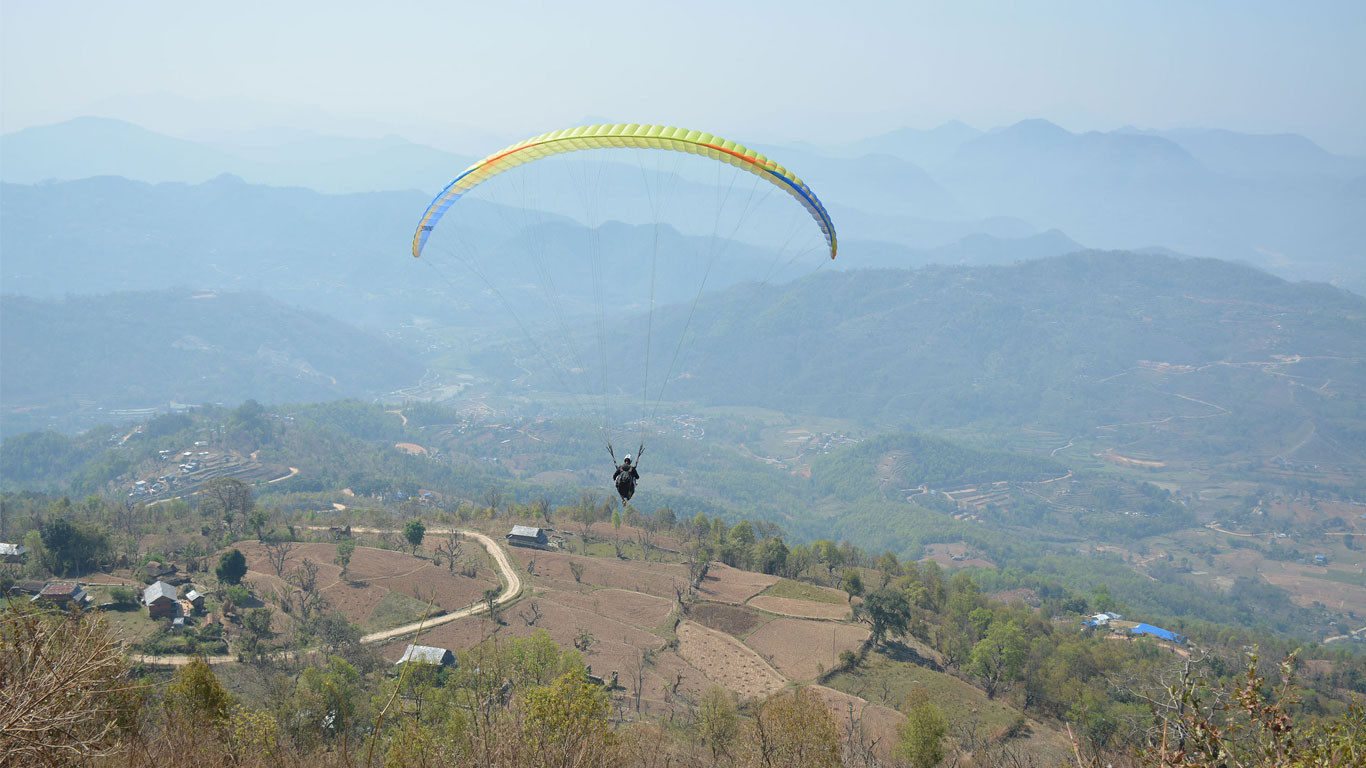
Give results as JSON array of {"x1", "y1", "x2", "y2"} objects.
[
  {"x1": 1083, "y1": 611, "x2": 1187, "y2": 645},
  {"x1": 142, "y1": 580, "x2": 205, "y2": 629}
]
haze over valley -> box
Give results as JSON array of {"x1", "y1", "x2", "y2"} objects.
[{"x1": 2, "y1": 3, "x2": 1364, "y2": 766}]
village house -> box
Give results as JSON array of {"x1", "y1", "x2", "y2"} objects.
[
  {"x1": 0, "y1": 542, "x2": 29, "y2": 563},
  {"x1": 30, "y1": 582, "x2": 90, "y2": 608},
  {"x1": 185, "y1": 588, "x2": 206, "y2": 613},
  {"x1": 143, "y1": 580, "x2": 179, "y2": 619},
  {"x1": 506, "y1": 525, "x2": 549, "y2": 548},
  {"x1": 394, "y1": 644, "x2": 456, "y2": 668},
  {"x1": 1130, "y1": 623, "x2": 1187, "y2": 644}
]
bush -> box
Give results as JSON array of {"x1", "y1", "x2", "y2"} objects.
[{"x1": 108, "y1": 586, "x2": 137, "y2": 607}]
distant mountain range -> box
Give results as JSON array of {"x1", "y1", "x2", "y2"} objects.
[
  {"x1": 0, "y1": 290, "x2": 423, "y2": 436},
  {"x1": 4, "y1": 116, "x2": 1363, "y2": 291},
  {"x1": 0, "y1": 174, "x2": 1086, "y2": 327}
]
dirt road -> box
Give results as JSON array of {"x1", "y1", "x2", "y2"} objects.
[{"x1": 130, "y1": 528, "x2": 520, "y2": 666}]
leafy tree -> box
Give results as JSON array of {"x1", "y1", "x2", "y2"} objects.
[
  {"x1": 216, "y1": 548, "x2": 247, "y2": 585},
  {"x1": 246, "y1": 508, "x2": 270, "y2": 541},
  {"x1": 875, "y1": 551, "x2": 903, "y2": 586},
  {"x1": 39, "y1": 517, "x2": 109, "y2": 575},
  {"x1": 970, "y1": 619, "x2": 1027, "y2": 698},
  {"x1": 842, "y1": 569, "x2": 865, "y2": 603},
  {"x1": 755, "y1": 537, "x2": 789, "y2": 575},
  {"x1": 896, "y1": 689, "x2": 948, "y2": 768},
  {"x1": 403, "y1": 519, "x2": 426, "y2": 555},
  {"x1": 164, "y1": 656, "x2": 235, "y2": 727},
  {"x1": 224, "y1": 585, "x2": 250, "y2": 608},
  {"x1": 333, "y1": 538, "x2": 356, "y2": 578},
  {"x1": 521, "y1": 670, "x2": 619, "y2": 766},
  {"x1": 857, "y1": 587, "x2": 913, "y2": 648},
  {"x1": 697, "y1": 685, "x2": 739, "y2": 763}
]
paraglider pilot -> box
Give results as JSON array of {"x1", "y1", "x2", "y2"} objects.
[{"x1": 614, "y1": 454, "x2": 640, "y2": 505}]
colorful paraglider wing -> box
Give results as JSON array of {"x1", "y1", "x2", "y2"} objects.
[{"x1": 411, "y1": 124, "x2": 837, "y2": 260}]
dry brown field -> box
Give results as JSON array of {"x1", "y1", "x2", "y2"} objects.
[
  {"x1": 535, "y1": 588, "x2": 674, "y2": 630},
  {"x1": 745, "y1": 618, "x2": 868, "y2": 682},
  {"x1": 922, "y1": 542, "x2": 996, "y2": 569},
  {"x1": 508, "y1": 546, "x2": 689, "y2": 599},
  {"x1": 234, "y1": 541, "x2": 497, "y2": 629},
  {"x1": 676, "y1": 619, "x2": 785, "y2": 699},
  {"x1": 691, "y1": 602, "x2": 769, "y2": 637},
  {"x1": 1258, "y1": 561, "x2": 1366, "y2": 614},
  {"x1": 695, "y1": 562, "x2": 779, "y2": 604},
  {"x1": 748, "y1": 594, "x2": 851, "y2": 620}
]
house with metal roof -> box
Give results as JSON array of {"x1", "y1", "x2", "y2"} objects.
[
  {"x1": 1130, "y1": 623, "x2": 1186, "y2": 644},
  {"x1": 143, "y1": 580, "x2": 179, "y2": 618},
  {"x1": 506, "y1": 525, "x2": 549, "y2": 548},
  {"x1": 0, "y1": 542, "x2": 28, "y2": 563},
  {"x1": 185, "y1": 589, "x2": 205, "y2": 612},
  {"x1": 395, "y1": 644, "x2": 456, "y2": 668},
  {"x1": 30, "y1": 582, "x2": 90, "y2": 608}
]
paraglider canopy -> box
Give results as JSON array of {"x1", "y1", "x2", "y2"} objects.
[{"x1": 411, "y1": 123, "x2": 837, "y2": 261}]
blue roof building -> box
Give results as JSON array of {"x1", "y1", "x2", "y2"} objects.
[{"x1": 1131, "y1": 623, "x2": 1186, "y2": 644}]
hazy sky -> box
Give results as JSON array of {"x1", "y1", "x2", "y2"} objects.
[{"x1": 3, "y1": 0, "x2": 1363, "y2": 153}]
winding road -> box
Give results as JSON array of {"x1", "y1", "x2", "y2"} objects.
[{"x1": 129, "y1": 528, "x2": 521, "y2": 666}]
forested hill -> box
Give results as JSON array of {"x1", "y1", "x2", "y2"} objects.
[
  {"x1": 0, "y1": 290, "x2": 422, "y2": 436},
  {"x1": 585, "y1": 251, "x2": 1366, "y2": 451}
]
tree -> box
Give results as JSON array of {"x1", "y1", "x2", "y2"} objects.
[
  {"x1": 403, "y1": 519, "x2": 426, "y2": 555},
  {"x1": 0, "y1": 602, "x2": 133, "y2": 764},
  {"x1": 241, "y1": 607, "x2": 274, "y2": 660},
  {"x1": 246, "y1": 508, "x2": 271, "y2": 541},
  {"x1": 262, "y1": 538, "x2": 295, "y2": 577},
  {"x1": 697, "y1": 686, "x2": 739, "y2": 763},
  {"x1": 164, "y1": 656, "x2": 235, "y2": 727},
  {"x1": 842, "y1": 569, "x2": 865, "y2": 603},
  {"x1": 434, "y1": 532, "x2": 461, "y2": 572},
  {"x1": 742, "y1": 687, "x2": 841, "y2": 768},
  {"x1": 755, "y1": 537, "x2": 789, "y2": 575},
  {"x1": 39, "y1": 517, "x2": 109, "y2": 575},
  {"x1": 334, "y1": 538, "x2": 356, "y2": 578},
  {"x1": 896, "y1": 689, "x2": 948, "y2": 768},
  {"x1": 482, "y1": 587, "x2": 501, "y2": 622},
  {"x1": 216, "y1": 548, "x2": 247, "y2": 585},
  {"x1": 875, "y1": 552, "x2": 903, "y2": 587},
  {"x1": 969, "y1": 619, "x2": 1027, "y2": 698},
  {"x1": 521, "y1": 670, "x2": 619, "y2": 767},
  {"x1": 857, "y1": 587, "x2": 913, "y2": 648},
  {"x1": 199, "y1": 477, "x2": 255, "y2": 529},
  {"x1": 290, "y1": 558, "x2": 326, "y2": 622}
]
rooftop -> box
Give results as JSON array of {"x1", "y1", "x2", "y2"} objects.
[
  {"x1": 143, "y1": 581, "x2": 177, "y2": 605},
  {"x1": 396, "y1": 644, "x2": 455, "y2": 666},
  {"x1": 509, "y1": 525, "x2": 544, "y2": 538},
  {"x1": 39, "y1": 582, "x2": 82, "y2": 597}
]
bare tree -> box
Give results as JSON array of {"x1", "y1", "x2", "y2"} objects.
[
  {"x1": 533, "y1": 496, "x2": 552, "y2": 526},
  {"x1": 434, "y1": 532, "x2": 463, "y2": 572},
  {"x1": 635, "y1": 526, "x2": 654, "y2": 561},
  {"x1": 263, "y1": 538, "x2": 295, "y2": 577},
  {"x1": 520, "y1": 599, "x2": 542, "y2": 627},
  {"x1": 482, "y1": 487, "x2": 503, "y2": 518},
  {"x1": 290, "y1": 558, "x2": 326, "y2": 622},
  {"x1": 0, "y1": 604, "x2": 133, "y2": 764},
  {"x1": 628, "y1": 647, "x2": 654, "y2": 713}
]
